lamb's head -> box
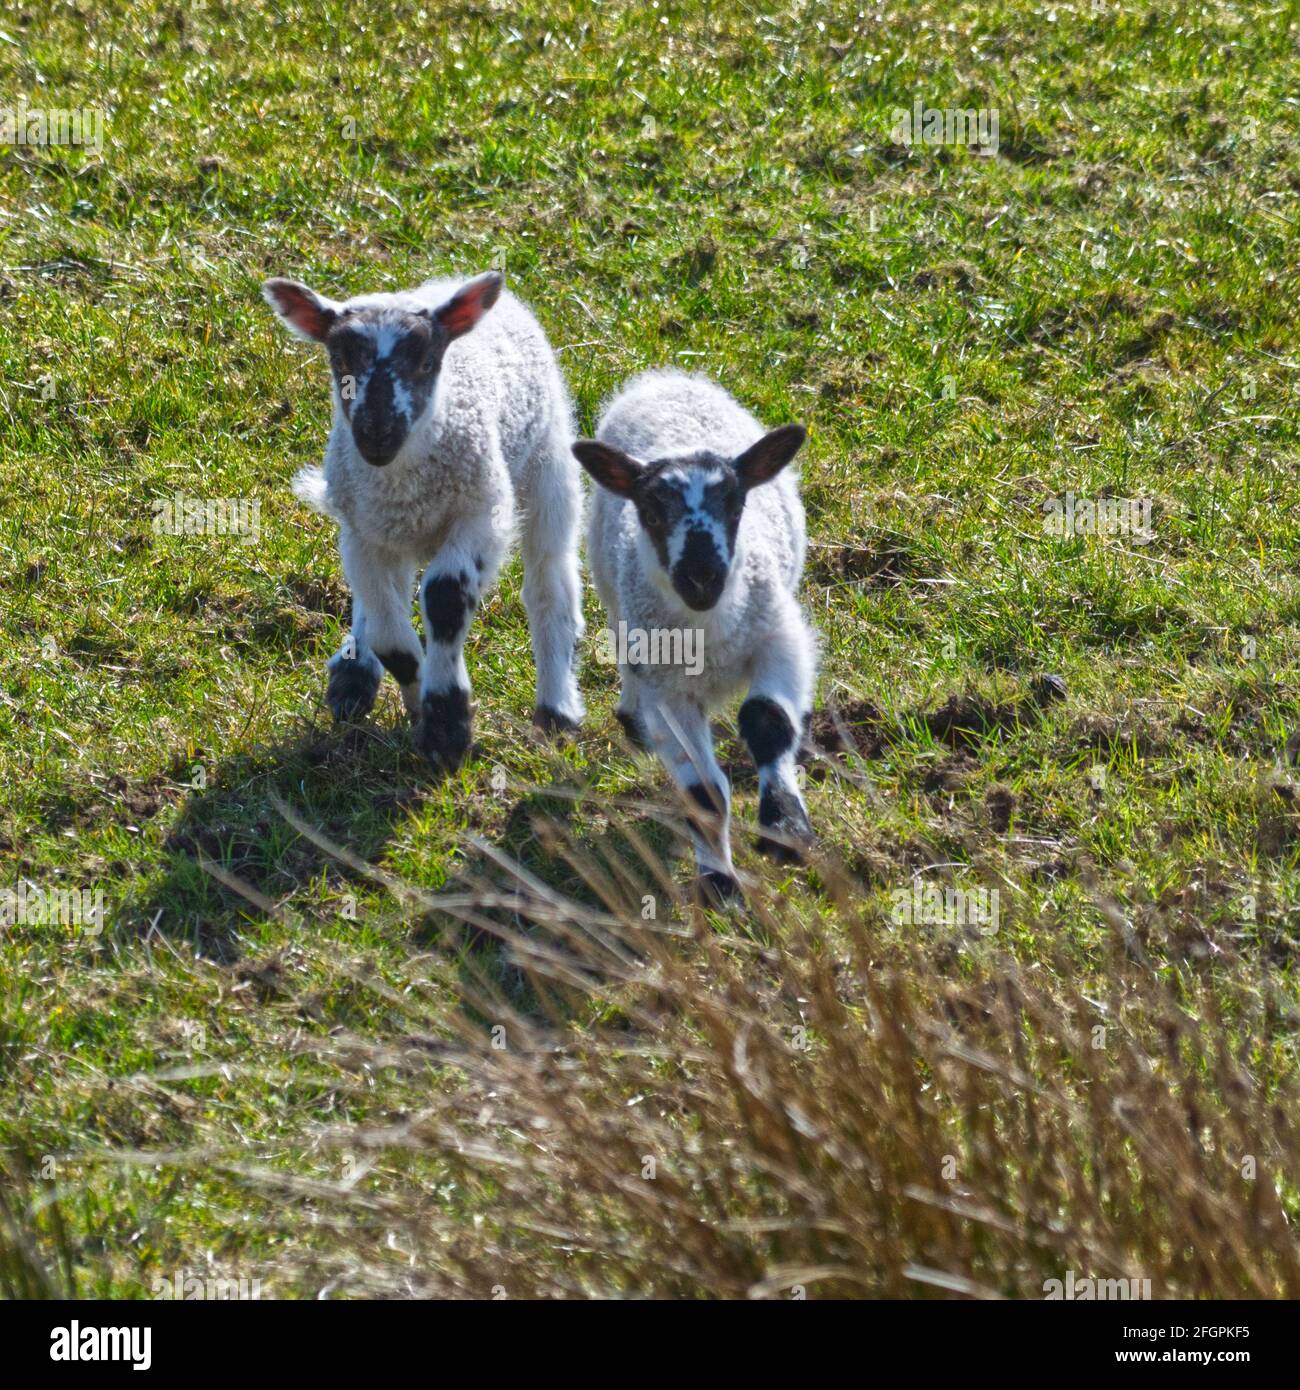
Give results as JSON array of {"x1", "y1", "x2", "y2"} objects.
[
  {"x1": 573, "y1": 424, "x2": 806, "y2": 611},
  {"x1": 262, "y1": 271, "x2": 503, "y2": 467}
]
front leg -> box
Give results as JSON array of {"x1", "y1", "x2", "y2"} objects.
[
  {"x1": 739, "y1": 610, "x2": 817, "y2": 862},
  {"x1": 615, "y1": 665, "x2": 647, "y2": 748},
  {"x1": 414, "y1": 528, "x2": 501, "y2": 773},
  {"x1": 328, "y1": 529, "x2": 421, "y2": 723},
  {"x1": 642, "y1": 697, "x2": 738, "y2": 904}
]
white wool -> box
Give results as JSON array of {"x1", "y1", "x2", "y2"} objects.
[
  {"x1": 275, "y1": 275, "x2": 585, "y2": 731},
  {"x1": 586, "y1": 369, "x2": 819, "y2": 884}
]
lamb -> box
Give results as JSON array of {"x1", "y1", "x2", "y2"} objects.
[
  {"x1": 573, "y1": 369, "x2": 817, "y2": 901},
  {"x1": 262, "y1": 270, "x2": 585, "y2": 771}
]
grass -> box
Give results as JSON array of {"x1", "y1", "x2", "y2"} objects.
[{"x1": 1, "y1": 0, "x2": 1298, "y2": 1298}]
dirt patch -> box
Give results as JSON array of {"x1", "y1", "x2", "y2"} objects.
[
  {"x1": 923, "y1": 750, "x2": 977, "y2": 794},
  {"x1": 37, "y1": 771, "x2": 185, "y2": 834},
  {"x1": 986, "y1": 784, "x2": 1016, "y2": 833},
  {"x1": 285, "y1": 574, "x2": 350, "y2": 617},
  {"x1": 232, "y1": 955, "x2": 290, "y2": 1001},
  {"x1": 807, "y1": 699, "x2": 883, "y2": 757},
  {"x1": 103, "y1": 773, "x2": 181, "y2": 824},
  {"x1": 807, "y1": 538, "x2": 936, "y2": 588},
  {"x1": 924, "y1": 693, "x2": 1024, "y2": 748},
  {"x1": 912, "y1": 259, "x2": 981, "y2": 292}
]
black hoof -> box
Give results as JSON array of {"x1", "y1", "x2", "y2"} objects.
[
  {"x1": 327, "y1": 658, "x2": 381, "y2": 723},
  {"x1": 415, "y1": 688, "x2": 472, "y2": 773},
  {"x1": 694, "y1": 870, "x2": 741, "y2": 908},
  {"x1": 615, "y1": 708, "x2": 646, "y2": 749},
  {"x1": 757, "y1": 786, "x2": 814, "y2": 864},
  {"x1": 533, "y1": 706, "x2": 580, "y2": 738}
]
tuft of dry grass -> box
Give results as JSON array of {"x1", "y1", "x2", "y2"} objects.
[{"x1": 206, "y1": 812, "x2": 1299, "y2": 1301}]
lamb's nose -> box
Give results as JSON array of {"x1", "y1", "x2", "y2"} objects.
[
  {"x1": 680, "y1": 568, "x2": 725, "y2": 610},
  {"x1": 355, "y1": 437, "x2": 398, "y2": 467},
  {"x1": 674, "y1": 532, "x2": 727, "y2": 608},
  {"x1": 352, "y1": 419, "x2": 401, "y2": 466}
]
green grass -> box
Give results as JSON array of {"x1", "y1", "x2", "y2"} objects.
[{"x1": 1, "y1": 0, "x2": 1298, "y2": 1297}]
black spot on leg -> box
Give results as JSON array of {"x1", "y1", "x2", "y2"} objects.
[
  {"x1": 377, "y1": 649, "x2": 419, "y2": 687},
  {"x1": 686, "y1": 781, "x2": 726, "y2": 816},
  {"x1": 683, "y1": 779, "x2": 728, "y2": 840},
  {"x1": 738, "y1": 696, "x2": 796, "y2": 767},
  {"x1": 423, "y1": 570, "x2": 475, "y2": 643},
  {"x1": 756, "y1": 785, "x2": 814, "y2": 863},
  {"x1": 615, "y1": 708, "x2": 646, "y2": 748}
]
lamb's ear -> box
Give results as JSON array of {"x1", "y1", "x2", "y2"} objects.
[
  {"x1": 262, "y1": 279, "x2": 341, "y2": 343},
  {"x1": 572, "y1": 441, "x2": 644, "y2": 497},
  {"x1": 435, "y1": 271, "x2": 504, "y2": 341},
  {"x1": 735, "y1": 424, "x2": 806, "y2": 490}
]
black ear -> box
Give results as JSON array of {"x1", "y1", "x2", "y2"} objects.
[
  {"x1": 434, "y1": 271, "x2": 504, "y2": 341},
  {"x1": 572, "y1": 441, "x2": 644, "y2": 497},
  {"x1": 734, "y1": 424, "x2": 806, "y2": 490}
]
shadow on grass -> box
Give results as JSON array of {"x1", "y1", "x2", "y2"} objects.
[
  {"x1": 132, "y1": 718, "x2": 434, "y2": 962},
  {"x1": 131, "y1": 702, "x2": 687, "y2": 999},
  {"x1": 413, "y1": 779, "x2": 687, "y2": 1024}
]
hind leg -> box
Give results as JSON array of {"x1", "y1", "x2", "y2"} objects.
[
  {"x1": 642, "y1": 697, "x2": 737, "y2": 903},
  {"x1": 520, "y1": 424, "x2": 586, "y2": 732},
  {"x1": 739, "y1": 606, "x2": 817, "y2": 862},
  {"x1": 615, "y1": 668, "x2": 647, "y2": 747}
]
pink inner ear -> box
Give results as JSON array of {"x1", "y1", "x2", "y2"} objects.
[
  {"x1": 437, "y1": 278, "x2": 500, "y2": 339},
  {"x1": 270, "y1": 283, "x2": 332, "y2": 340},
  {"x1": 439, "y1": 293, "x2": 483, "y2": 337}
]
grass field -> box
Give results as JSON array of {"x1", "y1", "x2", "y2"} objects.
[{"x1": 2, "y1": 0, "x2": 1299, "y2": 1298}]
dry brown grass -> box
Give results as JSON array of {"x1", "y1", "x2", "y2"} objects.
[{"x1": 222, "y1": 811, "x2": 1300, "y2": 1301}]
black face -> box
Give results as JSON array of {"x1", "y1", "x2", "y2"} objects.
[
  {"x1": 325, "y1": 310, "x2": 445, "y2": 467},
  {"x1": 633, "y1": 455, "x2": 746, "y2": 612}
]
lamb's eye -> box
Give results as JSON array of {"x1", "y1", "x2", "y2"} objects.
[
  {"x1": 331, "y1": 334, "x2": 372, "y2": 372},
  {"x1": 640, "y1": 497, "x2": 665, "y2": 527}
]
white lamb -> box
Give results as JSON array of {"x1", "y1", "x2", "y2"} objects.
[
  {"x1": 574, "y1": 369, "x2": 818, "y2": 901},
  {"x1": 262, "y1": 270, "x2": 585, "y2": 771}
]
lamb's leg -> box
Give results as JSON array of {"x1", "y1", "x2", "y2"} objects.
[
  {"x1": 328, "y1": 530, "x2": 420, "y2": 722},
  {"x1": 520, "y1": 426, "x2": 586, "y2": 733},
  {"x1": 414, "y1": 525, "x2": 502, "y2": 773},
  {"x1": 643, "y1": 698, "x2": 738, "y2": 904},
  {"x1": 739, "y1": 613, "x2": 817, "y2": 862},
  {"x1": 594, "y1": 593, "x2": 642, "y2": 746},
  {"x1": 615, "y1": 669, "x2": 646, "y2": 748}
]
